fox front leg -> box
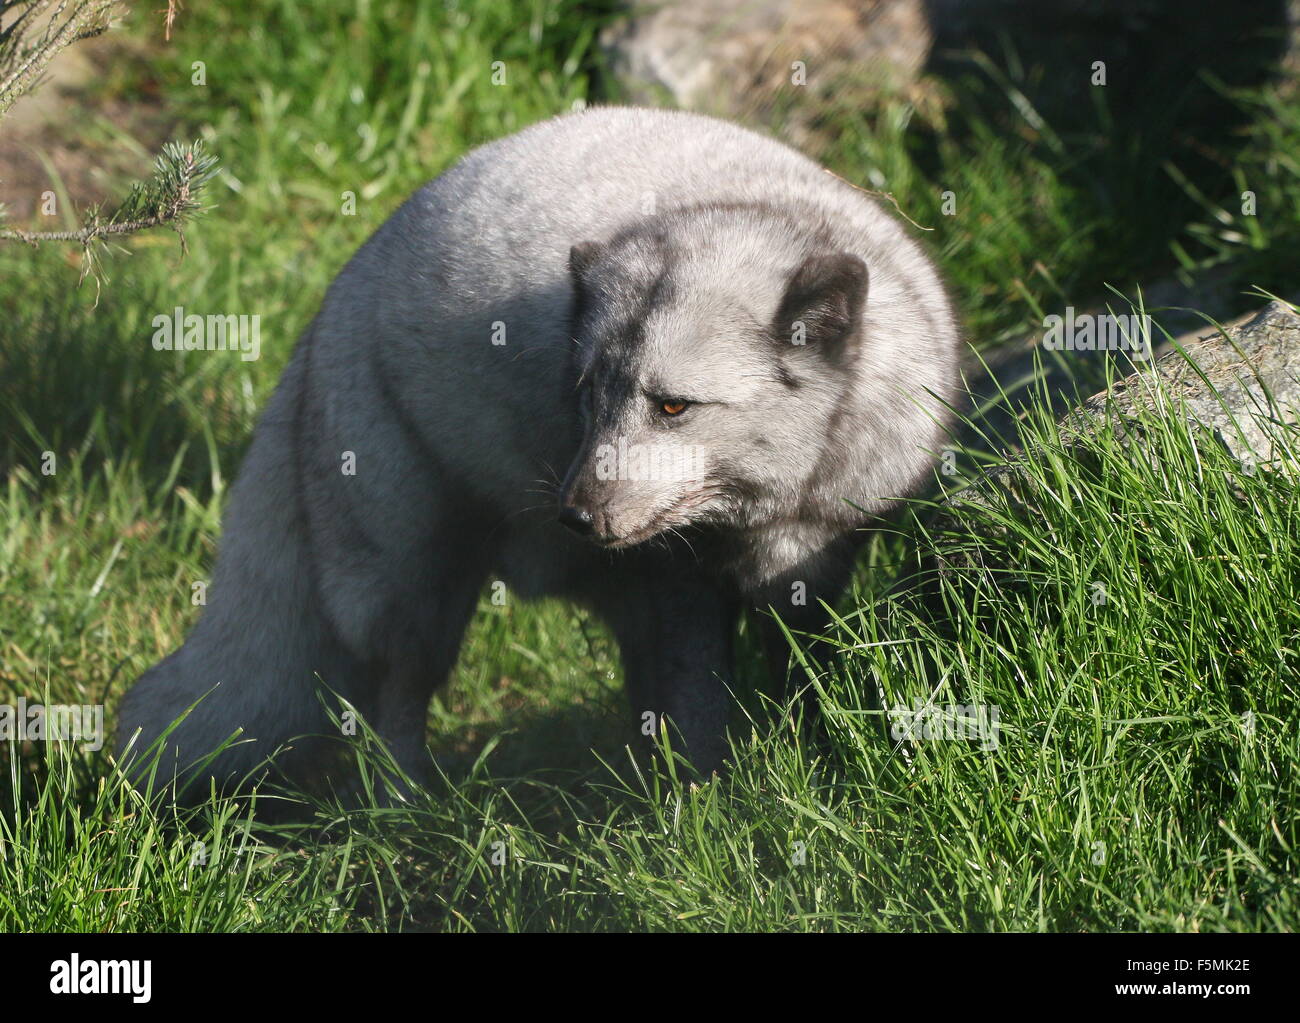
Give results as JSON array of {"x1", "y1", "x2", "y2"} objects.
[
  {"x1": 751, "y1": 540, "x2": 861, "y2": 727},
  {"x1": 608, "y1": 580, "x2": 739, "y2": 777}
]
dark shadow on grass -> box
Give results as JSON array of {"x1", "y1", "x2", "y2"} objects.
[
  {"x1": 0, "y1": 257, "x2": 258, "y2": 496},
  {"x1": 919, "y1": 0, "x2": 1292, "y2": 309}
]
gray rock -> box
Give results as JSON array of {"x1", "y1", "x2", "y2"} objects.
[
  {"x1": 940, "y1": 302, "x2": 1300, "y2": 563},
  {"x1": 958, "y1": 279, "x2": 1300, "y2": 457},
  {"x1": 599, "y1": 0, "x2": 931, "y2": 120},
  {"x1": 1065, "y1": 301, "x2": 1300, "y2": 468}
]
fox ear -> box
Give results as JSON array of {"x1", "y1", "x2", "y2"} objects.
[
  {"x1": 774, "y1": 252, "x2": 868, "y2": 362},
  {"x1": 569, "y1": 241, "x2": 603, "y2": 287}
]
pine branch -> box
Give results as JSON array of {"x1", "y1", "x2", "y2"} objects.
[
  {"x1": 0, "y1": 2, "x2": 217, "y2": 289},
  {"x1": 0, "y1": 139, "x2": 219, "y2": 291},
  {"x1": 0, "y1": 0, "x2": 118, "y2": 120}
]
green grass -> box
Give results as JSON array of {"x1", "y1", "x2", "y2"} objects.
[{"x1": 1, "y1": 0, "x2": 1298, "y2": 931}]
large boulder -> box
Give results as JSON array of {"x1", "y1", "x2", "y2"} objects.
[
  {"x1": 1062, "y1": 301, "x2": 1300, "y2": 467},
  {"x1": 940, "y1": 302, "x2": 1300, "y2": 568},
  {"x1": 599, "y1": 0, "x2": 931, "y2": 121}
]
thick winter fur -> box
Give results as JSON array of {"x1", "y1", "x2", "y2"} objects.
[{"x1": 116, "y1": 107, "x2": 960, "y2": 788}]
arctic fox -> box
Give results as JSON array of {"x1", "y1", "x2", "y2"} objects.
[{"x1": 116, "y1": 106, "x2": 960, "y2": 787}]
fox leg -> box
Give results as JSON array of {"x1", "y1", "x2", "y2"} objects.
[{"x1": 603, "y1": 571, "x2": 739, "y2": 776}]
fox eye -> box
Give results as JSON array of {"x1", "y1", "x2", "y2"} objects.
[{"x1": 660, "y1": 400, "x2": 689, "y2": 416}]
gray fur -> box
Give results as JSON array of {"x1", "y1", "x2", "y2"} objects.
[{"x1": 116, "y1": 107, "x2": 960, "y2": 786}]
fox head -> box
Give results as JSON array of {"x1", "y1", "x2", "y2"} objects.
[{"x1": 558, "y1": 202, "x2": 871, "y2": 549}]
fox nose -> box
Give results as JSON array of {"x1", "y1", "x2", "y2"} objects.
[{"x1": 558, "y1": 504, "x2": 595, "y2": 536}]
